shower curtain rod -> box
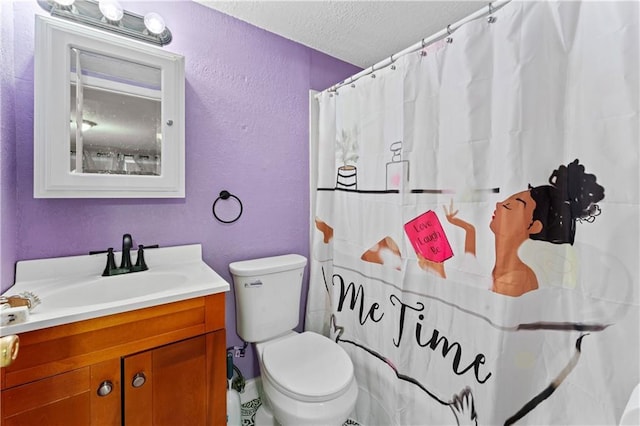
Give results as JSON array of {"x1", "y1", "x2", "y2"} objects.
[{"x1": 322, "y1": 0, "x2": 511, "y2": 94}]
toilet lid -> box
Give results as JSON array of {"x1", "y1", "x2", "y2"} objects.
[{"x1": 262, "y1": 332, "x2": 354, "y2": 402}]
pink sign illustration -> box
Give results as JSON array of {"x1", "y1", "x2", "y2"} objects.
[{"x1": 404, "y1": 210, "x2": 454, "y2": 263}]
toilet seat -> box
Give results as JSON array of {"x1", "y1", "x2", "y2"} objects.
[{"x1": 261, "y1": 332, "x2": 354, "y2": 403}]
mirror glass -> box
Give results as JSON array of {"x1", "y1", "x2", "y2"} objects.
[{"x1": 69, "y1": 48, "x2": 162, "y2": 176}]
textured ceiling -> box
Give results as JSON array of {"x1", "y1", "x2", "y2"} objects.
[{"x1": 195, "y1": 1, "x2": 484, "y2": 68}]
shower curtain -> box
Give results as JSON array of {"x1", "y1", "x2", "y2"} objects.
[{"x1": 307, "y1": 2, "x2": 639, "y2": 425}]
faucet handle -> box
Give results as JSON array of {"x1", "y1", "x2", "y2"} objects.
[
  {"x1": 134, "y1": 245, "x2": 149, "y2": 272},
  {"x1": 102, "y1": 248, "x2": 117, "y2": 276},
  {"x1": 89, "y1": 249, "x2": 109, "y2": 255}
]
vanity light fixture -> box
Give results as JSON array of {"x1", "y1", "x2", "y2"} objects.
[
  {"x1": 70, "y1": 119, "x2": 97, "y2": 132},
  {"x1": 143, "y1": 12, "x2": 165, "y2": 35},
  {"x1": 37, "y1": 0, "x2": 172, "y2": 46},
  {"x1": 81, "y1": 119, "x2": 97, "y2": 131},
  {"x1": 98, "y1": 0, "x2": 124, "y2": 24}
]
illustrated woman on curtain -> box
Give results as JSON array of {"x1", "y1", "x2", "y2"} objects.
[{"x1": 420, "y1": 159, "x2": 605, "y2": 297}]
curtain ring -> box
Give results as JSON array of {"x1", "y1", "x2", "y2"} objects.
[
  {"x1": 446, "y1": 24, "x2": 452, "y2": 35},
  {"x1": 212, "y1": 190, "x2": 243, "y2": 224},
  {"x1": 487, "y1": 2, "x2": 497, "y2": 23},
  {"x1": 446, "y1": 24, "x2": 454, "y2": 43},
  {"x1": 419, "y1": 39, "x2": 428, "y2": 56}
]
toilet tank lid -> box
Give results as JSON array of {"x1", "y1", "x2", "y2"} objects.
[{"x1": 229, "y1": 254, "x2": 307, "y2": 277}]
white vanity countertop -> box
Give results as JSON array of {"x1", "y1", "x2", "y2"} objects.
[{"x1": 0, "y1": 244, "x2": 230, "y2": 336}]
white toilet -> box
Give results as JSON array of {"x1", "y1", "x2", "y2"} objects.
[{"x1": 229, "y1": 254, "x2": 358, "y2": 426}]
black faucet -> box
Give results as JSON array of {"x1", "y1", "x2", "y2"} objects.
[
  {"x1": 90, "y1": 234, "x2": 158, "y2": 277},
  {"x1": 120, "y1": 233, "x2": 133, "y2": 270}
]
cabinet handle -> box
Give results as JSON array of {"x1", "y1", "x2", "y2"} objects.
[
  {"x1": 0, "y1": 335, "x2": 19, "y2": 367},
  {"x1": 132, "y1": 372, "x2": 146, "y2": 388},
  {"x1": 97, "y1": 380, "x2": 113, "y2": 397}
]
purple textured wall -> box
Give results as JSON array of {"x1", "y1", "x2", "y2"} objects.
[
  {"x1": 1, "y1": 1, "x2": 17, "y2": 296},
  {"x1": 1, "y1": 0, "x2": 360, "y2": 379}
]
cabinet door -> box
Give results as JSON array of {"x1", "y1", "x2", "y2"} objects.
[
  {"x1": 90, "y1": 359, "x2": 121, "y2": 425},
  {"x1": 1, "y1": 359, "x2": 120, "y2": 426},
  {"x1": 123, "y1": 331, "x2": 225, "y2": 426}
]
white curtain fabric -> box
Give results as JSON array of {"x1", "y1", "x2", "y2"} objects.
[{"x1": 307, "y1": 2, "x2": 639, "y2": 425}]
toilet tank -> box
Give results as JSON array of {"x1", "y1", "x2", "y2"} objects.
[{"x1": 229, "y1": 254, "x2": 307, "y2": 343}]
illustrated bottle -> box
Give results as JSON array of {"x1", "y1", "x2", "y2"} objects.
[{"x1": 385, "y1": 141, "x2": 409, "y2": 190}]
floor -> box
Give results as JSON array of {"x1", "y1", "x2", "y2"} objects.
[
  {"x1": 240, "y1": 397, "x2": 262, "y2": 426},
  {"x1": 239, "y1": 379, "x2": 360, "y2": 426}
]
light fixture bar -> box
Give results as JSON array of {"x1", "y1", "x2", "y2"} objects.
[{"x1": 37, "y1": 0, "x2": 172, "y2": 46}]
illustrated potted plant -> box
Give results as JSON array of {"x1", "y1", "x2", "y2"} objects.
[{"x1": 335, "y1": 128, "x2": 359, "y2": 190}]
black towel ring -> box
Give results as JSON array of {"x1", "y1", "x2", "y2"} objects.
[{"x1": 212, "y1": 190, "x2": 243, "y2": 224}]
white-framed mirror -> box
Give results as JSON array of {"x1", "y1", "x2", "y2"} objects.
[{"x1": 34, "y1": 15, "x2": 185, "y2": 198}]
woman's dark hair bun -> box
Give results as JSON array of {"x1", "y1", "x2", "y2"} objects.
[
  {"x1": 530, "y1": 159, "x2": 604, "y2": 245},
  {"x1": 548, "y1": 159, "x2": 605, "y2": 221}
]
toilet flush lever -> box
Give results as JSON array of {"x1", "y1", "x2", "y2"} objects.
[{"x1": 245, "y1": 280, "x2": 262, "y2": 288}]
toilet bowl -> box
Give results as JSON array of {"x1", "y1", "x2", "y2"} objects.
[
  {"x1": 256, "y1": 331, "x2": 358, "y2": 426},
  {"x1": 229, "y1": 254, "x2": 358, "y2": 426}
]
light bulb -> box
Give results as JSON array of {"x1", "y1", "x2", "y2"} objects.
[
  {"x1": 70, "y1": 120, "x2": 96, "y2": 132},
  {"x1": 99, "y1": 0, "x2": 124, "y2": 22},
  {"x1": 144, "y1": 12, "x2": 166, "y2": 35},
  {"x1": 53, "y1": 0, "x2": 76, "y2": 6}
]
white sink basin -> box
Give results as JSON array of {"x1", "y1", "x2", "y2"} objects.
[
  {"x1": 42, "y1": 272, "x2": 188, "y2": 309},
  {"x1": 1, "y1": 244, "x2": 230, "y2": 335}
]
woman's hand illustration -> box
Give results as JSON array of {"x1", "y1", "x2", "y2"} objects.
[
  {"x1": 443, "y1": 199, "x2": 473, "y2": 230},
  {"x1": 443, "y1": 200, "x2": 476, "y2": 256}
]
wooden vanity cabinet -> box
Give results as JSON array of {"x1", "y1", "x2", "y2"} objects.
[
  {"x1": 0, "y1": 293, "x2": 226, "y2": 426},
  {"x1": 123, "y1": 333, "x2": 223, "y2": 425},
  {"x1": 0, "y1": 359, "x2": 121, "y2": 426}
]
